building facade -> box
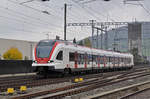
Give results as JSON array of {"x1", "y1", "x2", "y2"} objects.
[
  {"x1": 0, "y1": 38, "x2": 37, "y2": 60},
  {"x1": 128, "y1": 23, "x2": 142, "y2": 56}
]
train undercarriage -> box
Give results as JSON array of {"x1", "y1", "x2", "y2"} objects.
[{"x1": 34, "y1": 66, "x2": 133, "y2": 78}]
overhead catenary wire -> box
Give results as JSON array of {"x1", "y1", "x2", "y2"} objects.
[
  {"x1": 73, "y1": 0, "x2": 116, "y2": 22},
  {"x1": 2, "y1": 0, "x2": 149, "y2": 42},
  {"x1": 3, "y1": 0, "x2": 65, "y2": 33},
  {"x1": 7, "y1": 0, "x2": 67, "y2": 27},
  {"x1": 0, "y1": 7, "x2": 59, "y2": 28},
  {"x1": 71, "y1": 0, "x2": 118, "y2": 22},
  {"x1": 103, "y1": 0, "x2": 131, "y2": 22},
  {"x1": 0, "y1": 6, "x2": 62, "y2": 28},
  {"x1": 7, "y1": 0, "x2": 50, "y2": 15},
  {"x1": 39, "y1": 1, "x2": 89, "y2": 22},
  {"x1": 26, "y1": 1, "x2": 63, "y2": 20},
  {"x1": 0, "y1": 24, "x2": 62, "y2": 39},
  {"x1": 70, "y1": 0, "x2": 103, "y2": 21},
  {"x1": 0, "y1": 0, "x2": 65, "y2": 37},
  {"x1": 0, "y1": 14, "x2": 63, "y2": 30},
  {"x1": 7, "y1": 0, "x2": 64, "y2": 24},
  {"x1": 138, "y1": 1, "x2": 150, "y2": 17}
]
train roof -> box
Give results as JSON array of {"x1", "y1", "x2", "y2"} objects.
[{"x1": 38, "y1": 39, "x2": 133, "y2": 57}]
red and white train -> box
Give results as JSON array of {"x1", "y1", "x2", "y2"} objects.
[{"x1": 32, "y1": 39, "x2": 134, "y2": 76}]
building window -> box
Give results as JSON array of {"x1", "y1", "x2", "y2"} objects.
[{"x1": 56, "y1": 51, "x2": 63, "y2": 60}]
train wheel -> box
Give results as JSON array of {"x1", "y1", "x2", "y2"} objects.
[{"x1": 63, "y1": 68, "x2": 71, "y2": 76}]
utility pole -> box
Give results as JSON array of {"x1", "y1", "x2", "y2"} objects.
[
  {"x1": 101, "y1": 24, "x2": 104, "y2": 49},
  {"x1": 105, "y1": 26, "x2": 108, "y2": 50},
  {"x1": 97, "y1": 29, "x2": 99, "y2": 49},
  {"x1": 89, "y1": 20, "x2": 96, "y2": 48},
  {"x1": 89, "y1": 20, "x2": 95, "y2": 69},
  {"x1": 64, "y1": 3, "x2": 67, "y2": 41}
]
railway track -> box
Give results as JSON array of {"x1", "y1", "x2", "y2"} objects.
[
  {"x1": 10, "y1": 67, "x2": 150, "y2": 99},
  {"x1": 89, "y1": 79, "x2": 150, "y2": 99},
  {"x1": 120, "y1": 85, "x2": 150, "y2": 99},
  {"x1": 0, "y1": 66, "x2": 148, "y2": 93}
]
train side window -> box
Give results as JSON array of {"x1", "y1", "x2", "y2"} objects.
[
  {"x1": 78, "y1": 54, "x2": 81, "y2": 64},
  {"x1": 89, "y1": 54, "x2": 92, "y2": 62},
  {"x1": 93, "y1": 55, "x2": 96, "y2": 63},
  {"x1": 110, "y1": 57, "x2": 112, "y2": 62},
  {"x1": 119, "y1": 58, "x2": 121, "y2": 63},
  {"x1": 69, "y1": 53, "x2": 74, "y2": 61},
  {"x1": 87, "y1": 54, "x2": 90, "y2": 64},
  {"x1": 129, "y1": 58, "x2": 131, "y2": 63},
  {"x1": 113, "y1": 57, "x2": 115, "y2": 64},
  {"x1": 81, "y1": 54, "x2": 84, "y2": 64},
  {"x1": 121, "y1": 58, "x2": 123, "y2": 62},
  {"x1": 105, "y1": 56, "x2": 108, "y2": 63},
  {"x1": 103, "y1": 56, "x2": 106, "y2": 63},
  {"x1": 56, "y1": 51, "x2": 63, "y2": 60},
  {"x1": 100, "y1": 56, "x2": 104, "y2": 64},
  {"x1": 118, "y1": 57, "x2": 120, "y2": 64},
  {"x1": 85, "y1": 53, "x2": 88, "y2": 64},
  {"x1": 109, "y1": 57, "x2": 111, "y2": 62},
  {"x1": 95, "y1": 55, "x2": 98, "y2": 64}
]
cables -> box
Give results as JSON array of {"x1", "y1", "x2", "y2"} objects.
[
  {"x1": 0, "y1": 0, "x2": 64, "y2": 38},
  {"x1": 138, "y1": 1, "x2": 150, "y2": 17},
  {"x1": 71, "y1": 0, "x2": 117, "y2": 22},
  {"x1": 7, "y1": 0, "x2": 49, "y2": 15},
  {"x1": 71, "y1": 0, "x2": 103, "y2": 21}
]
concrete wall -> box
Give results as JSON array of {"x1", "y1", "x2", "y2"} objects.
[
  {"x1": 0, "y1": 38, "x2": 37, "y2": 60},
  {"x1": 0, "y1": 60, "x2": 34, "y2": 74}
]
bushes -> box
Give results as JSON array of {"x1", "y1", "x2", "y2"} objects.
[{"x1": 3, "y1": 47, "x2": 23, "y2": 60}]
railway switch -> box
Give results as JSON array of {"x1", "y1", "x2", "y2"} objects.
[{"x1": 7, "y1": 88, "x2": 14, "y2": 94}]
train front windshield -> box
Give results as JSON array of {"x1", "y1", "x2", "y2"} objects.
[{"x1": 36, "y1": 41, "x2": 55, "y2": 58}]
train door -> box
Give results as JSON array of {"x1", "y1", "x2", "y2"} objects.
[
  {"x1": 63, "y1": 48, "x2": 69, "y2": 68},
  {"x1": 74, "y1": 51, "x2": 78, "y2": 68},
  {"x1": 100, "y1": 56, "x2": 103, "y2": 68},
  {"x1": 118, "y1": 57, "x2": 119, "y2": 67},
  {"x1": 107, "y1": 56, "x2": 110, "y2": 68},
  {"x1": 104, "y1": 56, "x2": 106, "y2": 68},
  {"x1": 98, "y1": 55, "x2": 100, "y2": 68},
  {"x1": 84, "y1": 53, "x2": 87, "y2": 68},
  {"x1": 113, "y1": 57, "x2": 115, "y2": 68}
]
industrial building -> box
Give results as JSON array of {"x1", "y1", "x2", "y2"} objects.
[{"x1": 0, "y1": 38, "x2": 37, "y2": 60}]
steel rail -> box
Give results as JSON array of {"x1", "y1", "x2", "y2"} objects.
[{"x1": 10, "y1": 68, "x2": 150, "y2": 99}]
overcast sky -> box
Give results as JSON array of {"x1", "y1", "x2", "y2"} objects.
[{"x1": 0, "y1": 0, "x2": 150, "y2": 41}]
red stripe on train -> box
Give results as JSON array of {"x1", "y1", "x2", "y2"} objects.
[{"x1": 49, "y1": 42, "x2": 58, "y2": 60}]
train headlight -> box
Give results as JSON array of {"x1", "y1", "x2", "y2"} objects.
[
  {"x1": 48, "y1": 61, "x2": 51, "y2": 63},
  {"x1": 48, "y1": 60, "x2": 54, "y2": 63},
  {"x1": 33, "y1": 61, "x2": 37, "y2": 63}
]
